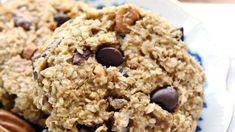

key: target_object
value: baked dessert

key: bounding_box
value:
[0,0,91,126]
[0,56,47,126]
[33,4,205,131]
[0,0,90,64]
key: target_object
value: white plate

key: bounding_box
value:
[84,0,233,131]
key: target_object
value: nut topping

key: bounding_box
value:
[22,44,38,60]
[115,7,140,33]
[0,110,35,132]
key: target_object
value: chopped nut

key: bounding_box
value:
[119,69,128,77]
[33,71,39,80]
[93,65,105,76]
[191,120,197,132]
[0,125,9,132]
[115,7,140,33]
[14,12,32,31]
[114,111,130,129]
[42,95,49,105]
[0,110,35,132]
[38,58,48,71]
[166,58,178,68]
[109,98,128,110]
[72,48,92,64]
[89,92,99,100]
[22,44,38,60]
[48,21,57,30]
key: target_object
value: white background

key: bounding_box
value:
[179,3,235,131]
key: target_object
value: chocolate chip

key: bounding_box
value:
[42,96,49,105]
[53,12,70,27]
[83,49,92,60]
[30,122,45,132]
[41,52,48,58]
[14,13,32,31]
[150,86,178,112]
[32,55,40,62]
[72,49,92,64]
[7,94,17,109]
[72,54,83,64]
[9,94,17,100]
[77,125,94,132]
[118,33,126,38]
[105,117,114,132]
[96,4,105,9]
[0,102,3,108]
[179,27,184,41]
[119,69,128,77]
[33,71,39,80]
[32,52,48,62]
[91,28,99,35]
[96,47,124,67]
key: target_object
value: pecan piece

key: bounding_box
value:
[22,44,38,60]
[0,110,35,132]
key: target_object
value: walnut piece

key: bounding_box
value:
[109,98,128,110]
[22,44,38,60]
[93,65,105,76]
[115,7,140,33]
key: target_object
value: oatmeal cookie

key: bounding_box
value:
[0,0,91,126]
[0,0,90,64]
[33,4,205,131]
[0,56,47,126]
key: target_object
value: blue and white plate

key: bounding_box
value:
[84,0,233,131]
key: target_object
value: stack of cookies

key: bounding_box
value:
[0,0,205,132]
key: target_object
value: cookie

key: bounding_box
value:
[0,0,90,64]
[0,56,47,126]
[33,4,205,131]
[0,0,91,126]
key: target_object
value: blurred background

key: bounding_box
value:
[180,0,235,3]
[178,0,235,131]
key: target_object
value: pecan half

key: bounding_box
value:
[0,110,35,132]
